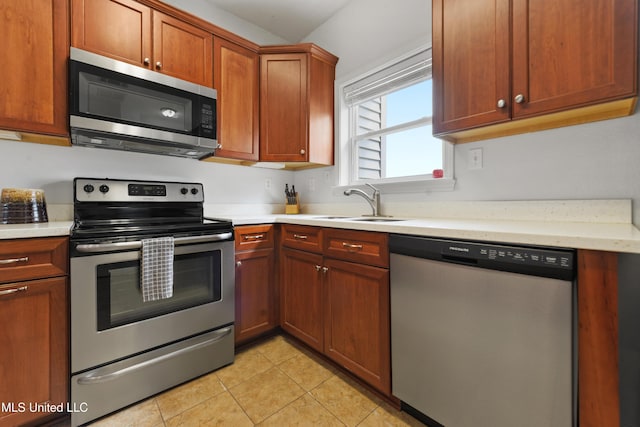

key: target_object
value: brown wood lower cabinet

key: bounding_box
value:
[280,225,391,395]
[324,258,390,394]
[0,236,69,427]
[234,225,277,345]
[0,277,68,427]
[281,247,324,352]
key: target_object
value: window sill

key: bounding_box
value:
[333,177,456,195]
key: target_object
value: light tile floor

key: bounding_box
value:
[84,334,427,426]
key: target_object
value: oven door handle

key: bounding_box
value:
[75,326,233,385]
[74,232,233,253]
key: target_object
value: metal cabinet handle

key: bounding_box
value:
[293,234,308,240]
[514,94,525,104]
[497,99,506,108]
[300,149,306,155]
[143,57,150,65]
[156,61,162,69]
[315,265,322,271]
[243,234,264,241]
[236,261,242,267]
[76,327,233,385]
[0,256,29,265]
[76,232,232,253]
[0,286,28,297]
[342,242,363,251]
[322,267,329,274]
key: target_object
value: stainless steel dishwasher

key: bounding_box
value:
[390,235,576,427]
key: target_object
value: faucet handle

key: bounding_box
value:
[365,183,379,194]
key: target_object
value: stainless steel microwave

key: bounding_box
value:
[69,47,217,159]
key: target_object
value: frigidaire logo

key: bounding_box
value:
[449,246,470,253]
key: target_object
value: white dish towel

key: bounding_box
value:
[140,236,174,302]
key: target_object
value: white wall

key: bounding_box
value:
[299,0,640,226]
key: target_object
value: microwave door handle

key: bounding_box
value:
[74,232,233,253]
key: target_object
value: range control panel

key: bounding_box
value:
[74,178,204,203]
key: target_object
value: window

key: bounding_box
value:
[340,47,453,190]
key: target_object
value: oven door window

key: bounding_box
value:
[96,250,221,331]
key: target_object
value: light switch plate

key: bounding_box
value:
[469,148,483,170]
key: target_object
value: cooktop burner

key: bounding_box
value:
[71,178,233,241]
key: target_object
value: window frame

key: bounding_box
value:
[336,45,455,194]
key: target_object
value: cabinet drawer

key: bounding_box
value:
[281,224,323,253]
[324,229,389,268]
[235,225,275,251]
[0,237,68,284]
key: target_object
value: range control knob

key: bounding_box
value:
[83,184,95,193]
[180,187,189,195]
[99,185,110,194]
[190,188,199,195]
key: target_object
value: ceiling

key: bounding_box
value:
[204,0,353,42]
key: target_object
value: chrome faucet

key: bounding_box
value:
[343,183,381,216]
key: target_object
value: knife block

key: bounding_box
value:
[285,195,300,214]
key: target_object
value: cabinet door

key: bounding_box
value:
[214,38,260,161]
[511,0,637,118]
[153,11,213,87]
[432,0,511,134]
[71,0,152,68]
[280,248,323,351]
[323,259,391,394]
[235,249,276,344]
[260,53,309,162]
[0,277,68,427]
[0,0,68,136]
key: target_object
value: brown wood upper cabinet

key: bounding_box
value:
[71,0,213,87]
[260,45,338,166]
[213,38,260,161]
[432,0,638,143]
[0,0,69,140]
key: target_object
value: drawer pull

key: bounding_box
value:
[293,234,308,240]
[315,265,322,271]
[0,286,28,296]
[243,234,264,241]
[342,242,363,251]
[0,256,29,265]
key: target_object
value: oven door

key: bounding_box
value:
[70,238,234,374]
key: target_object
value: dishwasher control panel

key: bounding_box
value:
[390,234,575,281]
[448,244,573,268]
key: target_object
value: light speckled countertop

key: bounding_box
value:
[2,203,640,254]
[0,221,73,240]
[230,214,640,254]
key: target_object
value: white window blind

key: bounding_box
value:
[344,48,432,106]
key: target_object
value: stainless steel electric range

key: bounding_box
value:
[68,178,235,426]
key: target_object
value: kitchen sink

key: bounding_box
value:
[349,217,405,222]
[312,215,406,222]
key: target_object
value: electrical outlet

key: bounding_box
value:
[469,148,483,170]
[264,178,272,190]
[308,177,316,192]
